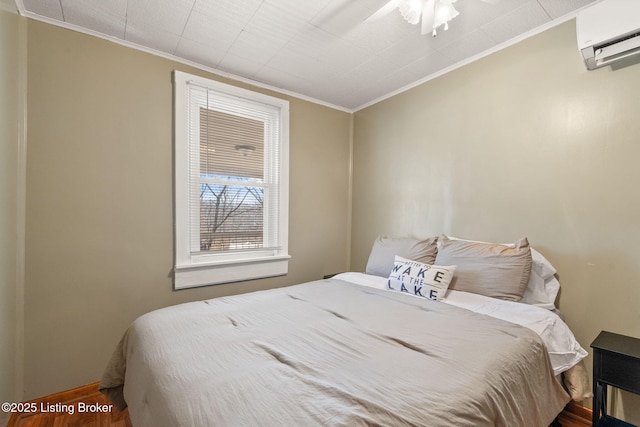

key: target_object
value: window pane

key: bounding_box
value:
[199,182,264,252]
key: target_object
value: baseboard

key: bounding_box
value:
[560,401,592,426]
[567,401,592,419]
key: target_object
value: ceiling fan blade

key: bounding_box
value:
[365,0,401,23]
[421,0,436,35]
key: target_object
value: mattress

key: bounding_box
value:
[100,277,573,426]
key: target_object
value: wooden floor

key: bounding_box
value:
[8,382,591,427]
[7,383,131,427]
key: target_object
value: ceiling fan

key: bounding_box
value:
[366,0,498,37]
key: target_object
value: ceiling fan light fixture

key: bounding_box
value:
[398,0,425,25]
[395,0,460,36]
[433,0,459,31]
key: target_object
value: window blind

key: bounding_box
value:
[187,82,282,255]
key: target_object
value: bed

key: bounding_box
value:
[100,235,590,427]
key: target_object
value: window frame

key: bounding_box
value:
[173,70,290,289]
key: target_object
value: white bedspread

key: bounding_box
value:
[101,278,571,427]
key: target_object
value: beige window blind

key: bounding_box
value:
[187,82,282,255]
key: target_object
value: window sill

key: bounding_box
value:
[174,254,290,290]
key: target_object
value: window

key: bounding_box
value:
[173,71,289,289]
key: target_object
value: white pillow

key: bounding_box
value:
[386,256,456,301]
[520,248,560,309]
[531,248,556,280]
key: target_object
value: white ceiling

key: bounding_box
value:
[15,0,598,111]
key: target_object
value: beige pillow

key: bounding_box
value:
[365,236,438,278]
[562,360,593,401]
[434,235,532,301]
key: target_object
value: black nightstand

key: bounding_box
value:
[591,331,640,427]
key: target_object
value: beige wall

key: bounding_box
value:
[352,20,640,422]
[24,20,352,399]
[0,3,24,425]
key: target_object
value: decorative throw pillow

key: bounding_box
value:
[365,236,438,278]
[387,256,456,301]
[434,235,532,302]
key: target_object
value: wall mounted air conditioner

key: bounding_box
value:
[576,0,640,70]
